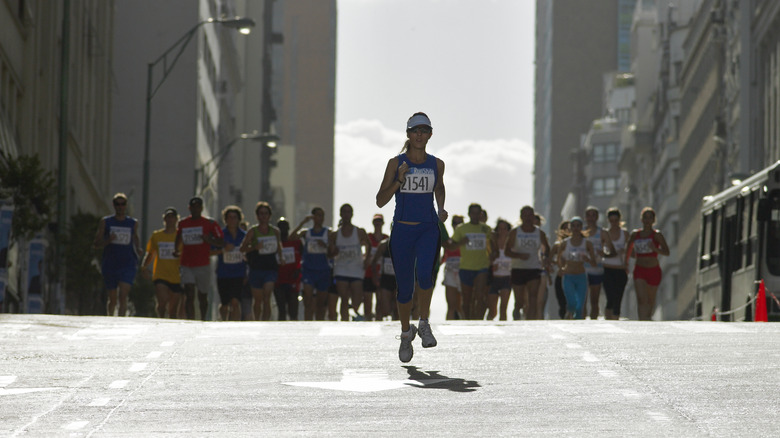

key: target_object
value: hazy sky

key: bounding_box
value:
[334,0,536,231]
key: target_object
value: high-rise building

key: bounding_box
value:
[111,0,250,243]
[534,0,627,228]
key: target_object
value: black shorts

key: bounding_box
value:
[153,279,183,293]
[363,277,378,293]
[379,274,397,291]
[489,276,511,295]
[217,277,244,305]
[511,268,542,286]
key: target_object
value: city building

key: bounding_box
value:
[0,1,115,312]
[111,0,251,243]
[534,0,631,231]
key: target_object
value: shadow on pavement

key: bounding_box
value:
[403,366,481,393]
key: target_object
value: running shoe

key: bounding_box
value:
[398,324,417,363]
[418,319,437,348]
[513,308,521,320]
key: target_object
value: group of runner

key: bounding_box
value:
[94,111,669,361]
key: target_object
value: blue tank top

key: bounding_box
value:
[393,153,438,223]
[302,227,330,271]
[102,215,138,269]
[216,227,247,279]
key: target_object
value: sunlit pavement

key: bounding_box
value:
[2,314,779,437]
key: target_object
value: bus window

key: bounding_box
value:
[710,209,720,266]
[701,214,711,268]
[766,196,780,275]
[746,191,754,267]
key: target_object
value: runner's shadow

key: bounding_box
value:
[402,366,481,393]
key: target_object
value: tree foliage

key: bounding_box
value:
[0,151,56,239]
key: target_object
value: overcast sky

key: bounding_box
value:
[334,0,536,231]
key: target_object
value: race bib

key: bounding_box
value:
[281,246,296,265]
[495,258,512,274]
[634,239,654,254]
[182,227,204,245]
[338,245,361,261]
[383,257,395,276]
[223,248,243,264]
[256,236,277,255]
[517,237,539,250]
[110,226,131,245]
[465,233,487,251]
[306,238,327,254]
[158,241,176,259]
[445,256,460,269]
[400,168,435,194]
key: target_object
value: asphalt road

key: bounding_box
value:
[2,314,779,437]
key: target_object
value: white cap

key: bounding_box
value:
[406,113,432,130]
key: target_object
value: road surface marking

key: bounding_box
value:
[671,322,748,333]
[435,325,504,335]
[318,325,381,337]
[598,370,617,378]
[88,398,110,407]
[146,351,163,359]
[582,352,599,362]
[109,380,129,389]
[565,343,582,349]
[0,376,17,387]
[550,334,566,340]
[128,363,147,372]
[160,341,175,347]
[284,369,451,393]
[553,323,629,334]
[647,411,670,422]
[62,421,89,430]
[622,390,644,398]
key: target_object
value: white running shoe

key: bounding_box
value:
[418,319,437,348]
[398,325,417,363]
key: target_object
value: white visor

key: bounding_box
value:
[406,114,432,130]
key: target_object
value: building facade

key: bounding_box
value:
[1,0,114,312]
[534,0,625,230]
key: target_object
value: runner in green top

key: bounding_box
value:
[447,203,493,319]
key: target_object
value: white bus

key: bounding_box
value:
[697,161,780,321]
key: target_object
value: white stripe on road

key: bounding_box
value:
[0,376,17,387]
[598,369,617,378]
[88,398,110,407]
[128,363,147,372]
[435,325,504,335]
[108,380,129,389]
[647,411,671,422]
[318,325,381,336]
[62,421,89,430]
[582,352,599,362]
[565,343,582,349]
[160,341,175,347]
[146,351,163,359]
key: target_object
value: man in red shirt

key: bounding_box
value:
[174,197,224,320]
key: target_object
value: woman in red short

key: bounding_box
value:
[625,207,670,321]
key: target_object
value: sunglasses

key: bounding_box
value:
[408,126,432,134]
[114,201,127,206]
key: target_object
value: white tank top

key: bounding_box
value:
[585,228,604,274]
[334,228,364,279]
[562,237,587,262]
[511,226,543,270]
[602,228,626,267]
[493,249,512,277]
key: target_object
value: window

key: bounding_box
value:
[592,177,619,197]
[592,143,619,163]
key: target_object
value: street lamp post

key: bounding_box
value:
[193,132,279,197]
[141,17,255,243]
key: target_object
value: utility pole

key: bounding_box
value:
[261,0,283,210]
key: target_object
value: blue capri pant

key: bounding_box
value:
[563,273,588,319]
[389,221,440,304]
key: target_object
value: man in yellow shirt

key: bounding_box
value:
[141,207,183,318]
[448,203,492,319]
